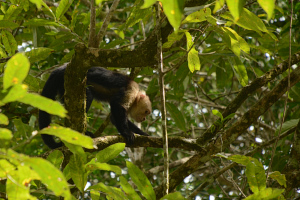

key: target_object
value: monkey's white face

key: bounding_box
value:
[128,94,152,122]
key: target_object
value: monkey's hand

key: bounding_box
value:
[85,131,95,138]
[135,130,149,136]
[128,121,149,136]
[122,131,135,145]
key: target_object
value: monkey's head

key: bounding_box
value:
[128,91,152,123]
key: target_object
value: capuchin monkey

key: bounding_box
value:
[39,64,152,149]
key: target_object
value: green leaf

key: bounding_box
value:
[89,182,126,200]
[47,150,64,169]
[0,20,19,29]
[269,171,287,188]
[25,48,54,63]
[69,154,87,192]
[63,163,72,181]
[213,0,225,13]
[232,57,248,86]
[0,45,7,58]
[212,110,223,121]
[257,0,275,20]
[65,143,87,160]
[6,165,40,200]
[13,118,33,138]
[86,162,122,175]
[3,30,17,55]
[23,157,71,199]
[275,119,299,135]
[29,0,43,9]
[160,0,184,31]
[95,143,125,163]
[56,0,74,20]
[0,84,28,105]
[41,1,56,19]
[127,161,155,200]
[222,28,241,57]
[0,128,12,140]
[4,3,23,20]
[185,31,193,50]
[0,159,15,178]
[245,161,266,193]
[18,93,66,118]
[23,18,60,27]
[3,53,30,89]
[22,0,30,11]
[24,74,42,92]
[90,190,101,200]
[221,8,268,35]
[223,113,236,121]
[0,113,8,125]
[228,154,252,165]
[124,0,151,29]
[1,31,11,55]
[141,0,157,8]
[207,15,218,25]
[161,192,187,200]
[60,50,74,64]
[224,27,250,54]
[96,0,109,4]
[39,126,94,149]
[185,31,200,73]
[188,48,200,73]
[166,102,186,132]
[275,5,284,15]
[244,188,284,200]
[163,31,185,48]
[119,176,142,200]
[225,0,246,21]
[182,8,211,24]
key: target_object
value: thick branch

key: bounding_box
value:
[64,49,90,133]
[91,135,203,152]
[71,21,172,69]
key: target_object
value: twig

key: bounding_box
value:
[88,0,97,48]
[96,0,120,47]
[156,2,169,195]
[12,131,38,150]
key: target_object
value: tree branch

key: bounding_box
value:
[95,0,120,47]
[88,0,97,48]
[92,135,203,152]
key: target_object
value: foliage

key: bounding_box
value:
[0,0,300,199]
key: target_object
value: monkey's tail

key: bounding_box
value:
[39,69,65,149]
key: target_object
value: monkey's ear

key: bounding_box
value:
[137,91,146,101]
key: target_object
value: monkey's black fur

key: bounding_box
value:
[39,64,149,149]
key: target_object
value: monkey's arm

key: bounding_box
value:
[39,67,66,149]
[110,102,135,144]
[128,121,149,136]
